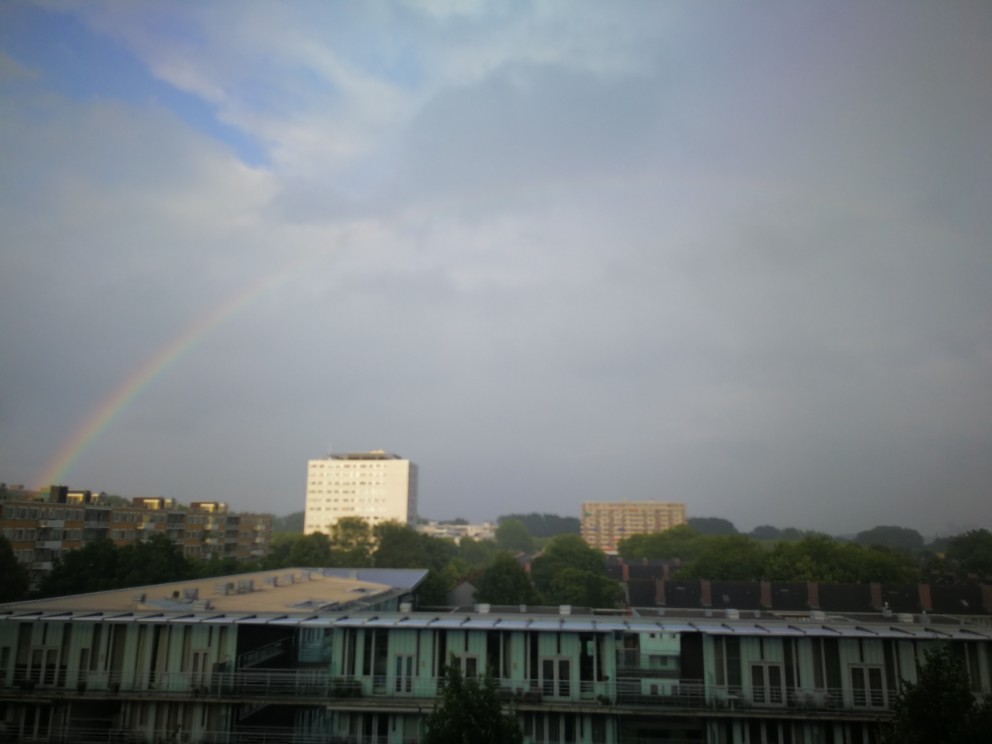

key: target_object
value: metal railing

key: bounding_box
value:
[2,667,894,718]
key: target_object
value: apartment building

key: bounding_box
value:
[1,569,990,743]
[304,450,418,535]
[416,520,497,543]
[582,500,687,553]
[0,488,273,586]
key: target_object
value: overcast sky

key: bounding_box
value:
[2,1,990,536]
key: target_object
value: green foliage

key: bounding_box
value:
[763,535,920,584]
[0,535,29,602]
[330,517,374,567]
[272,511,304,533]
[457,538,498,570]
[40,538,124,596]
[549,568,625,608]
[116,534,194,587]
[474,553,539,605]
[494,519,534,553]
[264,522,373,570]
[618,525,703,561]
[39,535,197,597]
[423,661,522,744]
[883,647,992,744]
[531,535,622,607]
[947,529,992,580]
[687,517,738,535]
[854,525,925,553]
[677,535,767,581]
[652,531,923,583]
[530,535,604,594]
[285,532,335,567]
[373,522,458,606]
[498,513,580,538]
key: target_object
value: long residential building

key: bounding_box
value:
[304,451,418,535]
[582,501,687,553]
[1,568,991,743]
[1,488,272,587]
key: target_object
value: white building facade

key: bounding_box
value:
[304,450,418,535]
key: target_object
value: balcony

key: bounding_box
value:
[0,668,893,722]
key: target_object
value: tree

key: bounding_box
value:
[549,568,625,608]
[0,536,29,602]
[457,537,498,570]
[530,534,605,597]
[474,553,539,605]
[423,660,522,744]
[687,517,737,535]
[947,529,992,580]
[530,534,622,606]
[289,532,335,566]
[494,519,533,553]
[678,535,766,581]
[40,538,122,596]
[854,525,925,553]
[749,525,782,540]
[116,533,193,587]
[272,511,304,533]
[763,535,920,584]
[374,522,428,567]
[498,513,580,538]
[330,516,374,567]
[618,525,703,561]
[883,647,992,744]
[373,522,458,606]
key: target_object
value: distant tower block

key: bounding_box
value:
[581,501,687,553]
[304,450,418,536]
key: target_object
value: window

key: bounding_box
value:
[394,654,414,693]
[540,657,571,698]
[750,662,785,706]
[850,664,886,708]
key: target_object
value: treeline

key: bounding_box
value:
[263,520,622,608]
[497,513,580,538]
[35,534,260,599]
[619,526,992,584]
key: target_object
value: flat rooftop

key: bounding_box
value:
[2,578,990,642]
[0,568,427,615]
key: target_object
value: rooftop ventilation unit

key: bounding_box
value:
[559,605,572,616]
[726,608,740,620]
[896,613,915,624]
[183,588,199,601]
[476,603,491,614]
[810,610,827,621]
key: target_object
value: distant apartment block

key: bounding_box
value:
[416,520,496,543]
[0,486,273,586]
[304,450,418,535]
[582,500,687,553]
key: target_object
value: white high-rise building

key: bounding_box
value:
[304,450,418,535]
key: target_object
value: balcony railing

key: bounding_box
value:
[1,667,893,719]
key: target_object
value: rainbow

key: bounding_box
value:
[35,248,333,490]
